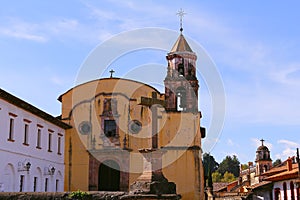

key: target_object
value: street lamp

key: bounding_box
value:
[44,165,56,176]
[50,166,55,175]
[18,160,31,172]
[25,162,31,171]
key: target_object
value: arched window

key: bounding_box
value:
[291,181,295,200]
[265,151,269,159]
[178,63,184,76]
[104,120,117,137]
[176,87,186,111]
[274,188,281,200]
[283,182,287,200]
[187,63,196,80]
[297,183,300,200]
[263,165,268,173]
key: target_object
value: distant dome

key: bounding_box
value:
[257,145,269,151]
[255,139,272,162]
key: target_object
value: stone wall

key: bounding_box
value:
[0,192,181,200]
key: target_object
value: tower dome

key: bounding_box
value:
[255,139,271,162]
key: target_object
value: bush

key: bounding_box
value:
[69,190,91,200]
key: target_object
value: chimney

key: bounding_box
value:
[287,157,293,171]
[248,162,253,174]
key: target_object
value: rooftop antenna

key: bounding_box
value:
[176,8,186,33]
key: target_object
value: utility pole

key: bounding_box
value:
[297,148,300,178]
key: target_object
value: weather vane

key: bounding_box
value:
[176,8,186,33]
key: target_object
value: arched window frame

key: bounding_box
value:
[283,182,287,200]
[274,187,281,200]
[178,63,184,76]
[291,181,295,200]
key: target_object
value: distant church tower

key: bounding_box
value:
[164,26,199,112]
[255,139,272,181]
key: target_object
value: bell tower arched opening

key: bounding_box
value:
[176,87,186,111]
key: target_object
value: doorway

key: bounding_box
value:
[98,160,120,191]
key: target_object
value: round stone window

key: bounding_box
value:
[129,120,142,134]
[78,121,92,135]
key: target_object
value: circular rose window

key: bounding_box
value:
[129,120,142,134]
[78,121,92,135]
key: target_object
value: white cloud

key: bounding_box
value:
[278,139,299,148]
[0,15,112,44]
[275,148,297,160]
[221,151,239,159]
[274,140,299,160]
[0,18,47,42]
[269,64,300,86]
[85,3,118,21]
[227,139,234,146]
[50,76,65,86]
[2,29,47,42]
[46,18,79,34]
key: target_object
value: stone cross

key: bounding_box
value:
[131,92,176,195]
[109,69,115,78]
[139,92,166,149]
[260,139,265,146]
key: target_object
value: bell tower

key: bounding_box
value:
[255,139,272,182]
[164,11,198,112]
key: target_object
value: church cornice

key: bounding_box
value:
[58,77,164,102]
[161,145,202,151]
[64,92,136,120]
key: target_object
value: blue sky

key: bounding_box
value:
[1,0,300,164]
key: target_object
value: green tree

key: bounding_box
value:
[217,155,240,177]
[203,153,219,174]
[273,159,282,167]
[221,171,236,183]
[212,171,222,182]
[241,164,248,170]
[203,153,219,187]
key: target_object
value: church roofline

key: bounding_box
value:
[58,77,164,102]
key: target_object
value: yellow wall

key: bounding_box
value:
[60,78,204,199]
[163,150,202,200]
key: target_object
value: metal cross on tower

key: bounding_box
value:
[177,8,186,33]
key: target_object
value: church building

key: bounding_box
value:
[59,28,206,200]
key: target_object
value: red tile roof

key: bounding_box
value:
[264,168,299,182]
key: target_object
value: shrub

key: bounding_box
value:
[69,190,91,200]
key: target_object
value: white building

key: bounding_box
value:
[264,157,300,200]
[0,88,70,192]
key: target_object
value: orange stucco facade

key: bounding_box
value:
[60,32,205,200]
